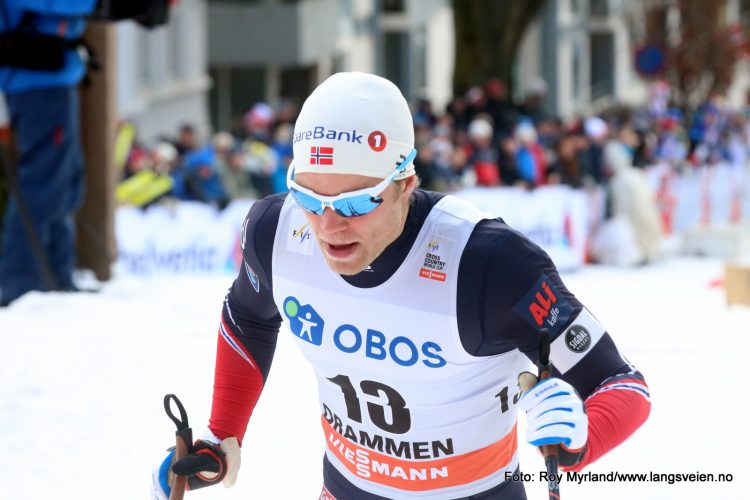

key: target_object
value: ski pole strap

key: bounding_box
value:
[164,394,189,431]
[163,394,192,500]
[538,328,551,370]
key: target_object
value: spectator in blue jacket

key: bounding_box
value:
[0,0,97,306]
[183,147,230,210]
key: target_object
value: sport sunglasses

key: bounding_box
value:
[286,148,417,217]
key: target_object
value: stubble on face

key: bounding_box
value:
[318,195,405,275]
[296,174,413,276]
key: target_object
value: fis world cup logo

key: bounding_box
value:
[293,223,312,243]
[287,210,315,255]
[284,296,324,345]
[419,235,453,282]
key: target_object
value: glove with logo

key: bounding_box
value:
[151,435,241,500]
[518,377,588,452]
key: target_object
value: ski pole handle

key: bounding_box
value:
[164,394,193,500]
[538,369,560,500]
[538,329,560,500]
[519,329,561,500]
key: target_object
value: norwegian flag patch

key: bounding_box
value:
[310,146,334,165]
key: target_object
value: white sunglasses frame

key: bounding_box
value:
[286,148,417,213]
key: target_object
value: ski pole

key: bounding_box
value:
[519,328,561,500]
[0,137,60,292]
[163,394,193,500]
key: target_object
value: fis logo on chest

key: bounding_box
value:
[293,223,312,243]
[293,126,364,145]
[514,275,574,338]
[282,296,447,368]
[287,210,315,256]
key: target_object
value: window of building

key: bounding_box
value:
[741,0,750,26]
[281,65,316,101]
[590,31,614,99]
[382,0,405,13]
[589,0,608,17]
[209,66,266,133]
[573,38,582,101]
[208,0,263,4]
[168,10,184,80]
[383,31,409,96]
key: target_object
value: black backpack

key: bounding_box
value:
[90,0,170,29]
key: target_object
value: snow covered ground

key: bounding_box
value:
[0,256,746,500]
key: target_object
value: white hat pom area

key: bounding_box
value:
[292,72,416,180]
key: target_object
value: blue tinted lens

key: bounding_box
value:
[291,189,325,215]
[332,195,383,217]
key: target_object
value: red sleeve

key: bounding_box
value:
[562,375,651,472]
[207,196,283,445]
[208,317,266,446]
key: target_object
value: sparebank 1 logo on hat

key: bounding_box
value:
[284,296,324,345]
[368,131,387,152]
[290,73,415,180]
[293,125,364,145]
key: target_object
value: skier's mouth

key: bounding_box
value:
[324,242,359,259]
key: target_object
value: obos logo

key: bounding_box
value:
[282,296,446,368]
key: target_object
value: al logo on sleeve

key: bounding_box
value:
[514,275,574,339]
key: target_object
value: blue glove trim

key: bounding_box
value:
[535,421,576,431]
[531,436,572,447]
[159,449,175,497]
[540,391,571,401]
[538,407,573,418]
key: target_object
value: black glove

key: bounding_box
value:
[172,439,228,490]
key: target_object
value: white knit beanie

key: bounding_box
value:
[292,72,415,180]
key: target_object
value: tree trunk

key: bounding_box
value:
[644,0,736,112]
[76,22,118,281]
[452,0,546,95]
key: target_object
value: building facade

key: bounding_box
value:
[517,0,750,119]
[2,0,749,138]
[206,0,454,132]
[116,0,211,143]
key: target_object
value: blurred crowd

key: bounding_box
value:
[119,101,296,209]
[119,77,750,209]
